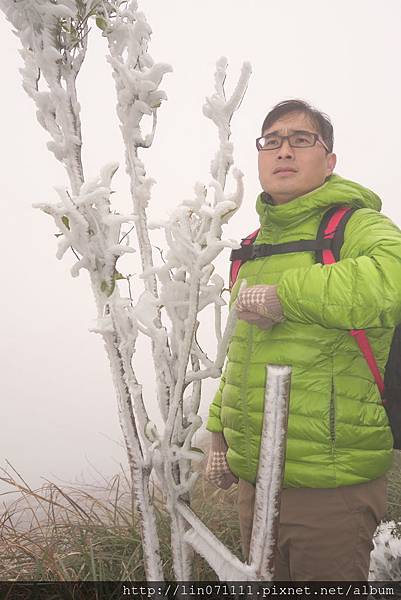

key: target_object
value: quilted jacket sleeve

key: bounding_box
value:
[277,209,401,329]
[206,370,226,432]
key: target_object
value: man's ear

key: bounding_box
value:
[326,153,337,176]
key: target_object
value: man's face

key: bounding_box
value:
[258,111,337,204]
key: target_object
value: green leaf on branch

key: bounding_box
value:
[62,216,70,230]
[100,271,126,297]
[100,279,115,297]
[96,16,107,31]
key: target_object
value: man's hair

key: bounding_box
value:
[261,99,334,152]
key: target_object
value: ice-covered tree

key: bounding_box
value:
[1,0,293,580]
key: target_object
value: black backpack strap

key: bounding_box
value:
[383,324,401,449]
[230,238,332,262]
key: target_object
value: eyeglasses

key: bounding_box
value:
[256,130,329,152]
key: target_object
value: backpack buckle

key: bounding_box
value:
[250,244,272,259]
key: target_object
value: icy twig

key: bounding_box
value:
[0,0,164,580]
[100,0,173,424]
[148,58,250,579]
[0,0,94,193]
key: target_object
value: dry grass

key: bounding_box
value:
[0,464,144,580]
[0,461,240,581]
[0,452,400,581]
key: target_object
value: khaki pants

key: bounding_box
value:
[238,476,387,581]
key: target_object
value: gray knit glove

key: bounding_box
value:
[236,284,284,329]
[205,432,238,490]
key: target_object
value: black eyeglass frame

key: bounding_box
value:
[256,131,330,153]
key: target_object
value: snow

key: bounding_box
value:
[370,521,401,581]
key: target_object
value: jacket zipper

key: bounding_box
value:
[329,380,336,445]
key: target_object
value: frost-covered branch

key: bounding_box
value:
[102,49,250,577]
[99,0,174,424]
[99,0,171,285]
[143,59,250,579]
[2,0,261,582]
[97,6,252,568]
[1,0,165,579]
[0,0,99,193]
[203,56,252,189]
[33,161,164,579]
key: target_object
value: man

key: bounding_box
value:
[205,99,401,581]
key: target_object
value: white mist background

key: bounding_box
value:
[1,0,401,491]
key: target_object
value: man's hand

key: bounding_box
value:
[236,284,284,330]
[205,432,238,490]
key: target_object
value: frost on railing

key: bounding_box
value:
[370,521,401,581]
[1,0,292,581]
[175,365,291,581]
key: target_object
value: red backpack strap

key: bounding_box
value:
[316,205,356,264]
[350,330,385,398]
[229,228,259,290]
[320,207,385,398]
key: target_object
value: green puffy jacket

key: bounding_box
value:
[207,174,401,487]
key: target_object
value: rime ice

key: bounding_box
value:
[0,0,315,583]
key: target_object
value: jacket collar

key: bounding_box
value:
[255,174,382,229]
